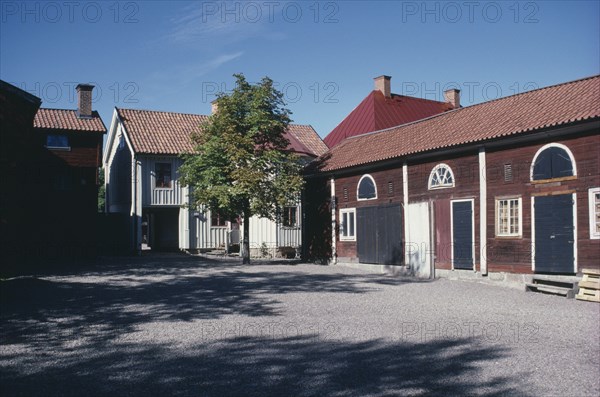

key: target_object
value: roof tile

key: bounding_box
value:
[34,108,106,133]
[117,108,327,157]
[316,75,600,172]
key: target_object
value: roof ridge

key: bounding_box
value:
[117,107,316,128]
[389,92,448,105]
[116,107,209,117]
[343,74,600,143]
[448,74,600,111]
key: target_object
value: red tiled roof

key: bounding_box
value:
[316,75,600,172]
[117,108,207,155]
[323,90,452,148]
[287,124,329,157]
[117,108,326,157]
[34,108,106,133]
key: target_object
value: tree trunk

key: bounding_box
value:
[242,205,250,264]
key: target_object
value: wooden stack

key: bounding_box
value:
[576,269,600,302]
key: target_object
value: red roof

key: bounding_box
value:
[34,108,106,133]
[117,108,327,157]
[323,90,452,148]
[315,75,600,172]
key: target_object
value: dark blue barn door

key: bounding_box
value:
[452,200,473,270]
[357,204,403,265]
[534,194,574,274]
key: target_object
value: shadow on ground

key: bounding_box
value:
[0,333,524,397]
[1,255,526,396]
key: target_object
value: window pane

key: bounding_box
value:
[283,206,297,227]
[358,176,376,199]
[155,163,172,188]
[341,213,348,236]
[349,212,355,237]
[46,134,69,148]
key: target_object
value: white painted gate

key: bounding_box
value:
[406,202,432,278]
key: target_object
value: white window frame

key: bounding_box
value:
[589,187,600,239]
[281,206,299,228]
[339,208,356,241]
[428,163,455,190]
[495,197,522,237]
[357,174,377,201]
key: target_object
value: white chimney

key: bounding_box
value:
[76,83,94,118]
[444,88,460,109]
[210,99,219,114]
[374,75,391,98]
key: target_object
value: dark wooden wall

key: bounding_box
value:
[486,131,600,273]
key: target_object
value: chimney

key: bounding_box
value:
[444,88,460,109]
[210,99,219,114]
[76,83,94,118]
[374,75,391,98]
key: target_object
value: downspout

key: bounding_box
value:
[402,162,410,267]
[479,147,488,275]
[330,177,337,264]
[132,154,137,254]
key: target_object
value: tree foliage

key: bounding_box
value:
[179,74,304,263]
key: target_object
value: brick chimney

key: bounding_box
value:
[374,75,391,98]
[444,88,460,109]
[76,83,94,118]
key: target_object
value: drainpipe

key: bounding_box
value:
[479,147,488,275]
[330,177,337,264]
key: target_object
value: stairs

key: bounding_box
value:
[525,276,579,299]
[576,269,600,302]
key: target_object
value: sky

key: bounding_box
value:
[1,1,599,140]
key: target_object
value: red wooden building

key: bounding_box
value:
[306,75,600,281]
[0,81,106,272]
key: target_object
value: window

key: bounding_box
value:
[46,134,69,149]
[531,143,575,181]
[357,175,377,200]
[339,208,356,241]
[282,206,298,227]
[496,198,522,237]
[211,211,227,227]
[589,188,600,239]
[428,163,455,189]
[155,162,172,188]
[118,135,126,150]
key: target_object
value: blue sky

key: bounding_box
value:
[1,1,599,139]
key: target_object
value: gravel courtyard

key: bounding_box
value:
[1,254,598,397]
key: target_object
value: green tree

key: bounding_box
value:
[179,74,304,264]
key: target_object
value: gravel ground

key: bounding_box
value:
[1,254,598,396]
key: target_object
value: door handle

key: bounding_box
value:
[550,235,555,239]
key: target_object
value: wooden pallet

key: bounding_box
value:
[576,269,600,303]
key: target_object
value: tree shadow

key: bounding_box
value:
[1,256,434,347]
[0,333,526,397]
[1,256,532,396]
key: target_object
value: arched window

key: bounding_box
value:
[428,163,455,189]
[357,174,377,200]
[531,143,576,181]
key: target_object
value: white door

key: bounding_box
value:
[406,202,432,278]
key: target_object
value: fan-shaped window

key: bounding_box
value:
[357,175,377,200]
[531,143,576,181]
[428,164,455,189]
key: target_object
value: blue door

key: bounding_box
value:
[357,204,403,265]
[534,194,574,273]
[452,201,473,270]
